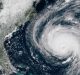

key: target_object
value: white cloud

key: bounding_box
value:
[65,0,71,2]
[0,0,35,74]
[0,0,34,27]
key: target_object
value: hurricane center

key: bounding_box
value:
[46,27,80,59]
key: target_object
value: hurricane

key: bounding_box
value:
[4,0,80,75]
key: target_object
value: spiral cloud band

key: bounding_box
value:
[4,0,80,75]
[41,26,80,59]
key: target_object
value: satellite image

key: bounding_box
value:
[0,0,80,75]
